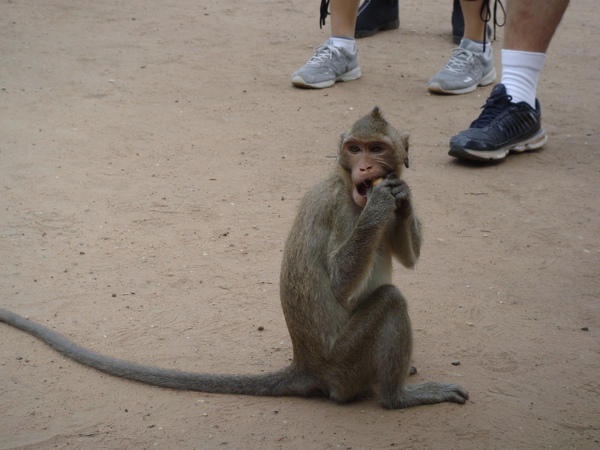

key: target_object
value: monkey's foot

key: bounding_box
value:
[380,382,469,409]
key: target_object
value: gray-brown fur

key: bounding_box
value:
[0,108,468,409]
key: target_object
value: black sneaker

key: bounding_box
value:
[355,0,399,38]
[449,84,547,161]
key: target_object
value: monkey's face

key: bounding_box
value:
[340,137,399,208]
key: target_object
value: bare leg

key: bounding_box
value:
[460,0,487,42]
[501,0,570,106]
[504,0,570,52]
[330,0,361,38]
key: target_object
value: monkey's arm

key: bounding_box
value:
[390,212,422,268]
[327,184,396,304]
[388,179,422,268]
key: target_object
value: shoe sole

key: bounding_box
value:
[428,68,497,95]
[291,67,362,89]
[449,128,547,161]
[355,19,399,39]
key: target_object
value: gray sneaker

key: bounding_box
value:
[428,39,496,95]
[292,39,361,89]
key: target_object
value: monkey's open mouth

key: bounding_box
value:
[357,177,384,197]
[357,179,372,197]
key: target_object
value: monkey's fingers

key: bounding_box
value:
[390,183,410,198]
[378,176,403,191]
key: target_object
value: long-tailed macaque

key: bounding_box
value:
[0,108,468,409]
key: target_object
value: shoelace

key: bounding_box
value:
[480,0,506,51]
[443,48,475,73]
[306,44,342,66]
[471,91,514,128]
[319,0,329,28]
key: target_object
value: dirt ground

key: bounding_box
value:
[1,0,599,448]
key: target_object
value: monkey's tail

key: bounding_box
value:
[0,308,316,397]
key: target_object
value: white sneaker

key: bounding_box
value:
[428,39,496,95]
[291,39,361,89]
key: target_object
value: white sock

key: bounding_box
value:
[330,36,356,54]
[460,38,492,59]
[501,49,547,108]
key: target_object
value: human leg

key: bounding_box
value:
[292,0,362,89]
[503,0,570,53]
[460,0,488,42]
[500,0,570,106]
[428,0,495,95]
[330,0,361,38]
[448,0,570,161]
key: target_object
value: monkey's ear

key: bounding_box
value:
[401,132,410,169]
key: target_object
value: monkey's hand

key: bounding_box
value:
[376,175,422,268]
[371,173,412,212]
[389,178,413,218]
[367,175,401,214]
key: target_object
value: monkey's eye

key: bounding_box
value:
[348,145,361,154]
[370,145,384,153]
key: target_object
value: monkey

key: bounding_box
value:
[0,107,468,409]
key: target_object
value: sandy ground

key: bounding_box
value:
[1,0,599,448]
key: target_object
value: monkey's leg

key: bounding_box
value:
[369,287,469,409]
[325,285,468,408]
[321,285,412,403]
